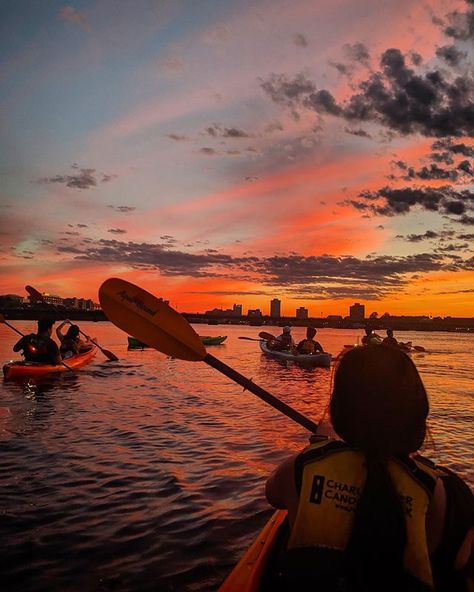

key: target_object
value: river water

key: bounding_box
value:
[0,322,472,591]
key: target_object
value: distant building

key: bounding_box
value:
[349,302,365,322]
[327,315,343,320]
[233,304,242,316]
[63,297,100,310]
[34,293,63,306]
[270,298,281,318]
[296,306,308,319]
[248,308,263,317]
[0,294,24,308]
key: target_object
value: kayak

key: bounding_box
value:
[3,345,97,380]
[219,510,287,591]
[127,336,149,348]
[199,335,227,345]
[127,335,227,348]
[259,341,331,367]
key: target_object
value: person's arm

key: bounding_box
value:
[266,453,300,526]
[55,320,68,342]
[13,336,26,352]
[314,340,324,353]
[49,340,62,365]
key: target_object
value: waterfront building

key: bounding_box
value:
[248,308,263,317]
[349,302,365,322]
[270,298,281,318]
[233,304,242,316]
[296,306,308,319]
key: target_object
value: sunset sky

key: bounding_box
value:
[1,0,472,317]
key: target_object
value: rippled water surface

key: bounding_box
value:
[1,322,473,591]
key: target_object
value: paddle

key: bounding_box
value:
[413,345,426,352]
[238,336,265,341]
[99,278,318,433]
[0,313,73,371]
[258,331,276,341]
[25,285,119,362]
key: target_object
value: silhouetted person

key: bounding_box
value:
[296,327,324,354]
[383,328,399,348]
[13,317,61,364]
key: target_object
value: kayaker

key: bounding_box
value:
[270,326,295,352]
[296,327,324,354]
[361,326,382,345]
[265,346,473,591]
[382,328,399,348]
[56,321,91,358]
[13,317,61,365]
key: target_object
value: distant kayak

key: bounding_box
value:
[219,510,287,591]
[128,335,227,348]
[199,335,227,345]
[259,341,331,367]
[3,345,97,379]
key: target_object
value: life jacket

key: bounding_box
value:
[23,333,50,361]
[287,439,438,588]
[299,339,315,354]
[60,337,79,356]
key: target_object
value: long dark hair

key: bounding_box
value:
[330,346,429,590]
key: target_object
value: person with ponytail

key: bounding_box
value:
[265,346,473,591]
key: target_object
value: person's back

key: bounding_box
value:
[273,326,295,351]
[383,328,399,348]
[265,346,473,591]
[13,318,60,365]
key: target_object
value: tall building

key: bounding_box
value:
[233,304,242,316]
[270,298,281,318]
[296,306,308,319]
[349,302,365,322]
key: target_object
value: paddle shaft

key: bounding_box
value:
[238,337,264,341]
[204,353,318,433]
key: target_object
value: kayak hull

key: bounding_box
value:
[199,335,227,345]
[259,341,331,367]
[3,345,97,379]
[219,510,287,591]
[128,335,228,348]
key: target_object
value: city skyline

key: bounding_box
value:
[0,1,473,317]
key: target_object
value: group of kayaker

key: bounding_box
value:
[268,326,326,355]
[12,317,91,364]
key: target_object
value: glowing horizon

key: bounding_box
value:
[1,0,472,318]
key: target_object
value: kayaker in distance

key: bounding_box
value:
[296,327,324,354]
[265,346,473,591]
[13,317,61,365]
[382,328,399,348]
[269,326,295,352]
[361,326,382,345]
[56,321,91,359]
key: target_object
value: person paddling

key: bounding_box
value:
[13,317,61,365]
[265,346,473,591]
[56,321,91,359]
[382,327,399,348]
[361,326,382,345]
[296,327,324,354]
[269,326,295,352]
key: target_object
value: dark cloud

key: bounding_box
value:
[347,186,474,220]
[205,124,252,138]
[408,51,423,66]
[431,138,474,157]
[108,205,136,213]
[167,133,190,141]
[345,127,371,138]
[293,33,308,47]
[436,44,467,66]
[400,230,441,242]
[199,147,218,155]
[39,166,116,190]
[108,228,127,235]
[343,42,370,66]
[443,5,474,40]
[261,43,474,137]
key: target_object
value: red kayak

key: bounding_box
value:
[3,345,97,380]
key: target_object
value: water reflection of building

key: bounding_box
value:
[349,302,365,322]
[270,298,281,319]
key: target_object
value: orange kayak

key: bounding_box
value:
[3,345,97,379]
[218,510,287,591]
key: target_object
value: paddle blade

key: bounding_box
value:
[258,331,276,341]
[99,278,206,361]
[25,285,44,302]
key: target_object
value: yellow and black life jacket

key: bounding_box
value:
[288,439,438,588]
